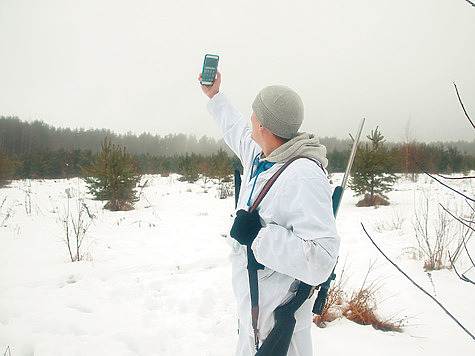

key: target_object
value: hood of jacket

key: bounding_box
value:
[261,132,328,168]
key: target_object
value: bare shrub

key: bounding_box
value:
[23,180,32,216]
[413,188,455,271]
[217,179,234,199]
[373,209,405,233]
[57,193,93,262]
[388,209,405,230]
[0,196,13,227]
[201,176,211,193]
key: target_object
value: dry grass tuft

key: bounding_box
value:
[313,284,346,327]
[343,287,402,332]
[314,260,407,332]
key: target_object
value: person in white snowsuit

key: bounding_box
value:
[200,71,340,356]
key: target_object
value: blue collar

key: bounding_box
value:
[247,154,275,207]
[250,154,275,179]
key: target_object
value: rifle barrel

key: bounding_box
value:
[334,118,365,217]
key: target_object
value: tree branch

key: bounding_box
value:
[453,82,475,130]
[463,236,475,268]
[449,251,475,285]
[439,203,475,233]
[412,158,475,203]
[436,174,475,180]
[361,223,475,340]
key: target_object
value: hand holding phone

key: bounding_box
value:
[199,71,221,99]
[199,54,221,99]
[200,54,219,86]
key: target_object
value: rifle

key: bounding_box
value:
[313,117,365,315]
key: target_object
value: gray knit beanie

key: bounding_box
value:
[252,85,304,139]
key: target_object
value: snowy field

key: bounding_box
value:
[0,173,474,355]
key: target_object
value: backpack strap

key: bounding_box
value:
[249,155,323,213]
[246,155,323,351]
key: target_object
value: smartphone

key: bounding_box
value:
[200,54,219,86]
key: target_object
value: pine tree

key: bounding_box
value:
[0,148,15,187]
[82,138,140,211]
[208,148,234,199]
[208,148,233,181]
[178,153,200,182]
[349,127,398,206]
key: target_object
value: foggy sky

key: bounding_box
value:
[1,0,474,143]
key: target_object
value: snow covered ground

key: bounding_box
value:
[0,173,474,355]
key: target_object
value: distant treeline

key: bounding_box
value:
[0,116,474,182]
[0,116,230,157]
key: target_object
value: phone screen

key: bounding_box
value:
[205,56,218,68]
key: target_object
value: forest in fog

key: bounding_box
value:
[1,116,474,182]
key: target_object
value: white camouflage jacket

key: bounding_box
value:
[207,92,340,355]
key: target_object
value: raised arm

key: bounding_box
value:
[199,71,260,166]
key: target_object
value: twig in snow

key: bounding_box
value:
[0,196,6,209]
[138,178,149,197]
[82,202,95,220]
[361,223,475,341]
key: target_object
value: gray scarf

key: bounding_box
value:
[261,132,328,168]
